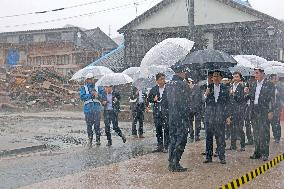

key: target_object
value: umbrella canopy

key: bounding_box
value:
[176,49,237,70]
[261,61,284,68]
[234,55,268,68]
[122,67,141,80]
[71,66,114,81]
[140,38,194,69]
[265,66,284,76]
[230,56,255,76]
[95,73,133,87]
[140,65,175,80]
[133,77,157,90]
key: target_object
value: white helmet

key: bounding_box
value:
[85,73,94,79]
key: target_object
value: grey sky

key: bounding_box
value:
[0,0,283,37]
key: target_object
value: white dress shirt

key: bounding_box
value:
[254,79,264,105]
[138,90,144,104]
[232,82,239,93]
[159,86,165,98]
[214,84,221,103]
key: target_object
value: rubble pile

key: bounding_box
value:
[3,67,81,110]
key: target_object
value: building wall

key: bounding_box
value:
[194,0,260,25]
[133,0,189,30]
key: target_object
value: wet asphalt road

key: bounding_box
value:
[0,137,157,189]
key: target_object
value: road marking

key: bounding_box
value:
[218,153,284,189]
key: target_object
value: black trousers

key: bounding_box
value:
[205,122,226,160]
[154,111,169,150]
[132,104,145,136]
[168,114,188,165]
[231,105,245,148]
[188,111,202,139]
[251,106,270,157]
[104,110,123,141]
[244,104,254,143]
[271,107,282,141]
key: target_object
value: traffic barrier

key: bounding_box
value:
[219,153,284,189]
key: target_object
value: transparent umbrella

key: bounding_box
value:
[140,65,175,79]
[261,61,284,68]
[70,66,114,81]
[122,67,141,80]
[265,66,284,76]
[140,38,194,69]
[230,56,255,76]
[234,55,268,68]
[95,73,133,87]
[133,77,157,90]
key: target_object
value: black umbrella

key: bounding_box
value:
[177,49,237,69]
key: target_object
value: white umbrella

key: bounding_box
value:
[233,55,268,68]
[261,61,284,68]
[95,73,133,87]
[140,65,175,80]
[231,56,255,76]
[265,66,284,76]
[71,66,114,81]
[133,77,157,90]
[140,38,194,69]
[122,67,141,80]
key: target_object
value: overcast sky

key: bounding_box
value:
[0,0,283,37]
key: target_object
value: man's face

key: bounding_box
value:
[233,74,241,83]
[254,70,265,81]
[207,75,213,84]
[156,76,166,87]
[213,72,222,84]
[105,86,112,93]
[270,76,279,85]
[86,78,93,84]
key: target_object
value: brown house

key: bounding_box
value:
[118,0,284,68]
[0,26,118,75]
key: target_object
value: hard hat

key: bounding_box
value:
[85,73,94,79]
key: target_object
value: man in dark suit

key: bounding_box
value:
[187,78,203,141]
[130,87,148,138]
[204,70,230,164]
[166,64,191,172]
[245,68,275,161]
[269,74,282,143]
[102,86,126,146]
[148,73,169,153]
[229,72,246,151]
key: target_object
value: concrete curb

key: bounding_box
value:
[0,144,48,157]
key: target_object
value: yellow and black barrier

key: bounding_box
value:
[218,153,284,189]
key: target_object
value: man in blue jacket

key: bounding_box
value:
[80,73,103,148]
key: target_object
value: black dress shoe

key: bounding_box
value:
[152,148,163,153]
[213,153,218,157]
[173,164,188,172]
[262,156,268,161]
[122,135,127,143]
[201,152,206,156]
[220,159,226,164]
[106,140,112,146]
[203,159,213,163]
[250,154,261,159]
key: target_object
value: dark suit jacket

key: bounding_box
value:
[103,91,121,112]
[191,84,203,113]
[229,83,246,116]
[129,87,148,112]
[246,79,275,112]
[148,85,168,116]
[205,83,230,125]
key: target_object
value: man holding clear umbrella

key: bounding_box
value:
[80,73,103,148]
[167,65,191,172]
[148,73,169,153]
[102,86,127,146]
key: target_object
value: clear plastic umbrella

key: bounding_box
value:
[140,65,175,80]
[261,61,284,68]
[95,73,133,87]
[140,38,194,69]
[133,77,157,90]
[70,66,114,81]
[234,55,268,68]
[122,67,141,80]
[265,66,284,76]
[230,56,255,76]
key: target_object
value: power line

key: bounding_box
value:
[1,0,149,28]
[0,0,109,19]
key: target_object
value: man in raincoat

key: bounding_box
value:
[80,73,103,148]
[167,64,191,172]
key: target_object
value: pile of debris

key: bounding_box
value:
[2,67,81,111]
